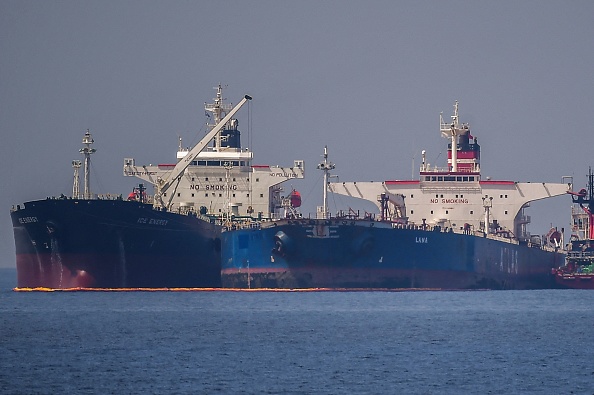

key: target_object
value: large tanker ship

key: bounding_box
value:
[221,102,569,289]
[10,86,304,288]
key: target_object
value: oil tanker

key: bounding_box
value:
[10,86,304,288]
[221,102,569,289]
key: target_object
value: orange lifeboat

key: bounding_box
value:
[290,190,302,208]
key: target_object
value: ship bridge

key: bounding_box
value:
[123,85,304,219]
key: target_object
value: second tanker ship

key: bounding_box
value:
[221,102,569,289]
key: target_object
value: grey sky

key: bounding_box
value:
[1,1,593,268]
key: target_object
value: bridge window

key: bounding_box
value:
[207,160,219,166]
[197,160,206,166]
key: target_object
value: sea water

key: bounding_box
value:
[0,267,592,394]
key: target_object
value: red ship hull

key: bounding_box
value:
[552,270,594,289]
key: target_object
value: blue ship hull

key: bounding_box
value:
[221,218,564,289]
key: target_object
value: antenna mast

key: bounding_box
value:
[79,130,96,200]
[72,160,82,198]
[317,146,335,219]
[440,101,470,173]
[204,84,233,151]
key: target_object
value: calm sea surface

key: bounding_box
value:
[0,267,592,394]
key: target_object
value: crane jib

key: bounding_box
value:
[155,94,252,209]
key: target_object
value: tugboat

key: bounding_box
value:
[220,102,569,290]
[552,169,594,289]
[10,86,304,289]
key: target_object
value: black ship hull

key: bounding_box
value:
[11,198,222,288]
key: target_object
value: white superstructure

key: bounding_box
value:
[330,102,571,241]
[123,85,304,219]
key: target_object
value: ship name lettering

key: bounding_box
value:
[270,172,295,178]
[138,217,168,225]
[415,237,428,244]
[125,171,157,176]
[19,216,39,224]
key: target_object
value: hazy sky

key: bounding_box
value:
[1,1,593,267]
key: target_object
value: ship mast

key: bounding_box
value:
[584,168,594,240]
[568,167,594,240]
[440,101,470,173]
[581,168,594,240]
[72,160,82,199]
[317,146,335,219]
[204,84,233,152]
[224,161,233,223]
[79,130,96,200]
